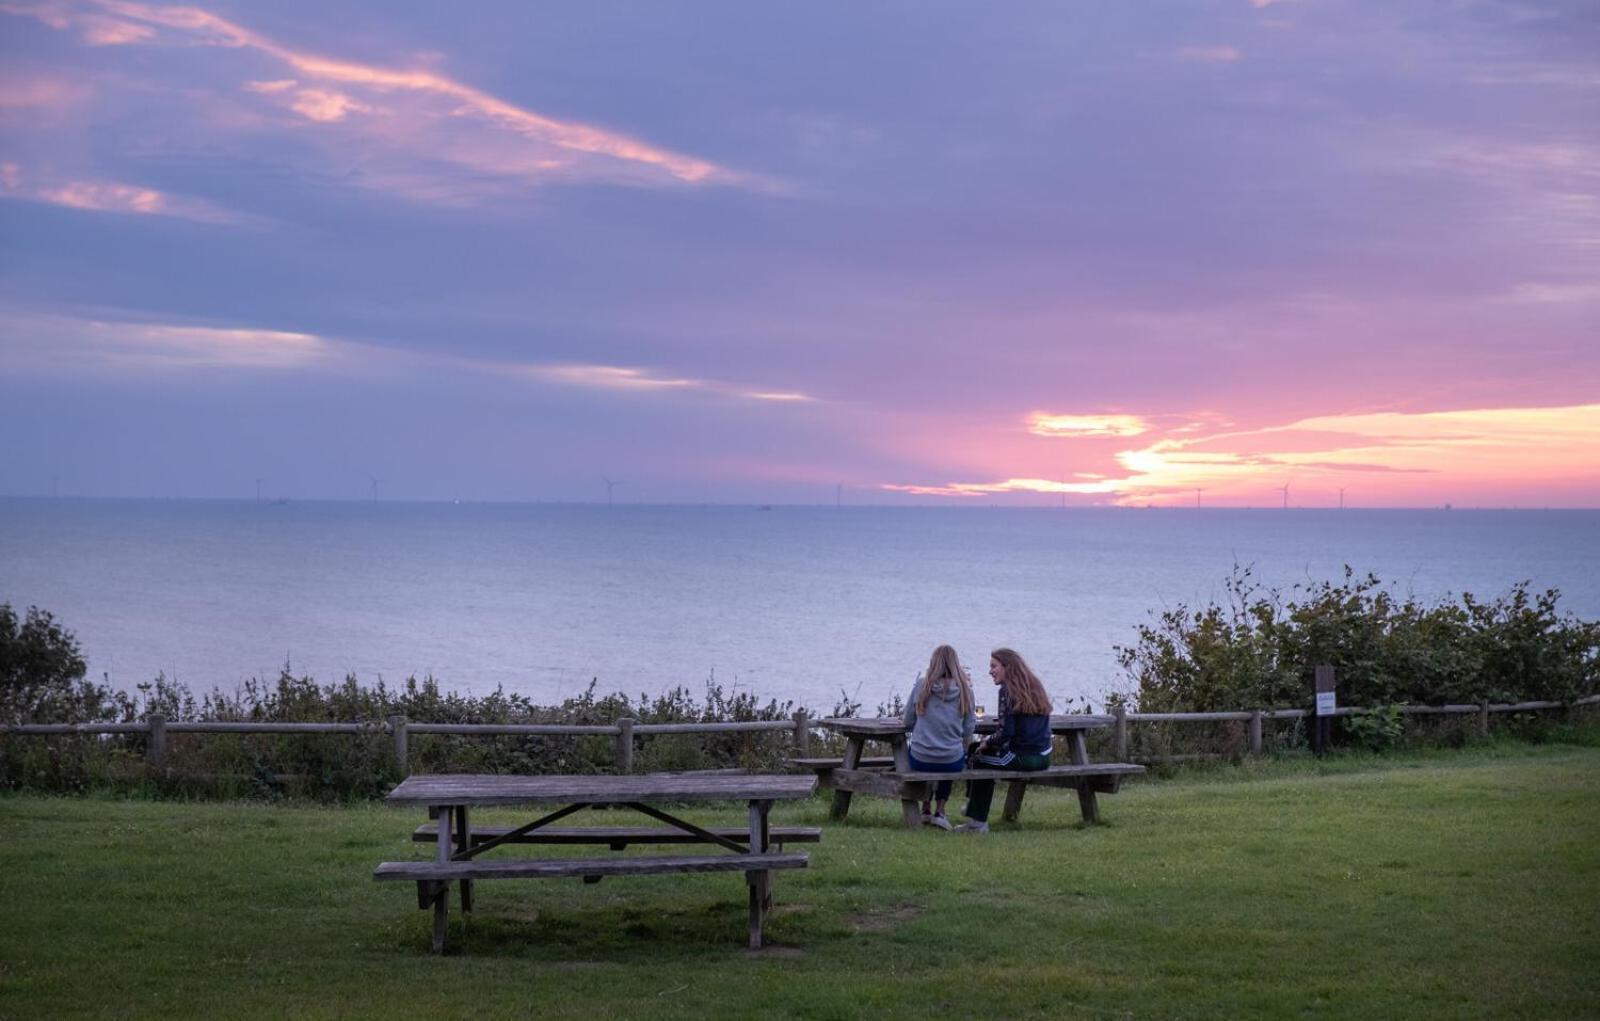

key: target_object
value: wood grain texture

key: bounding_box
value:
[790,756,895,769]
[412,824,822,847]
[820,715,1113,737]
[374,852,808,882]
[385,773,817,807]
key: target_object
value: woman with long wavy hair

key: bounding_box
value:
[959,647,1054,833]
[902,644,976,829]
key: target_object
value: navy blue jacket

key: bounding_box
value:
[995,688,1052,756]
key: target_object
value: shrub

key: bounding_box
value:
[1117,566,1599,713]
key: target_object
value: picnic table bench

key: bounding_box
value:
[375,772,818,952]
[810,716,1144,827]
[412,821,822,851]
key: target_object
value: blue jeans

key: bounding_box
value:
[908,751,965,802]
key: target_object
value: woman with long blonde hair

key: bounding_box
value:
[959,647,1054,833]
[902,644,977,830]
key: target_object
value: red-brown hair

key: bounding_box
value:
[990,647,1052,715]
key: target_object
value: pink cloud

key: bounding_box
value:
[507,362,817,404]
[1176,45,1241,63]
[288,88,368,124]
[881,404,1600,507]
[0,70,91,110]
[0,164,236,222]
[6,0,750,199]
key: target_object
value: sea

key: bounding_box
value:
[1,499,1596,712]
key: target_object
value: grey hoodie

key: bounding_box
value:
[903,675,977,764]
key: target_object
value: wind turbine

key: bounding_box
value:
[368,475,381,503]
[836,482,843,508]
[1278,482,1290,510]
[1195,488,1202,509]
[1338,487,1346,510]
[602,476,623,507]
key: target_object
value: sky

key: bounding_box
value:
[1,0,1596,507]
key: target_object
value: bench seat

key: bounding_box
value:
[411,823,821,849]
[896,763,1146,782]
[829,761,1146,826]
[377,851,809,953]
[374,851,809,883]
[791,756,895,769]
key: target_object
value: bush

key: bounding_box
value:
[1117,566,1600,713]
[0,600,831,798]
[0,603,127,724]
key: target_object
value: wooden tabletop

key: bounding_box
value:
[820,714,1114,736]
[386,772,818,807]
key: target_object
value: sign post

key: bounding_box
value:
[1311,665,1336,755]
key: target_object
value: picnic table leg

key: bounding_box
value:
[891,737,922,829]
[749,798,775,910]
[830,736,864,821]
[432,805,453,953]
[1002,781,1027,822]
[747,870,769,949]
[455,805,473,913]
[1070,732,1101,824]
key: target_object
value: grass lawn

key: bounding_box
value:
[2,743,1597,1020]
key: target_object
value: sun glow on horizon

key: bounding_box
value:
[885,403,1600,507]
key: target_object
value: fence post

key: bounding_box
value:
[1479,700,1490,738]
[615,717,635,773]
[792,711,810,758]
[1112,705,1128,761]
[388,715,409,775]
[1248,710,1263,756]
[146,714,167,767]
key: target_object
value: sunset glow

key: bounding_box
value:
[1,1,1595,504]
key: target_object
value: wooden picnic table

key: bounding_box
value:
[375,772,817,952]
[814,715,1139,827]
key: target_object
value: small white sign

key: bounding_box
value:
[1315,691,1337,717]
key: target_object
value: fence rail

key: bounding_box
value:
[3,695,1596,772]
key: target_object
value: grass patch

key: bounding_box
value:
[3,746,1597,1019]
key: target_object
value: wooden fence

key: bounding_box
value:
[1108,695,1600,760]
[4,695,1595,772]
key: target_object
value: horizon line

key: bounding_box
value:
[2,494,1597,512]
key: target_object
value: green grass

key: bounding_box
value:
[3,744,1597,1020]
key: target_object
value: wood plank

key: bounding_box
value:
[830,736,864,821]
[789,757,895,769]
[386,773,817,807]
[455,805,473,912]
[748,800,771,854]
[624,802,750,854]
[747,869,771,948]
[454,802,587,859]
[412,824,822,847]
[1069,731,1099,824]
[830,764,1143,801]
[1001,781,1027,822]
[894,763,1144,781]
[821,715,1113,737]
[374,852,808,882]
[831,769,922,799]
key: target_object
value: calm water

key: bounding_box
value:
[1,499,1596,710]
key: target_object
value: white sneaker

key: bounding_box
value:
[930,813,954,831]
[957,820,989,834]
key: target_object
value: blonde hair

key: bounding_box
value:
[918,644,974,715]
[990,648,1053,715]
